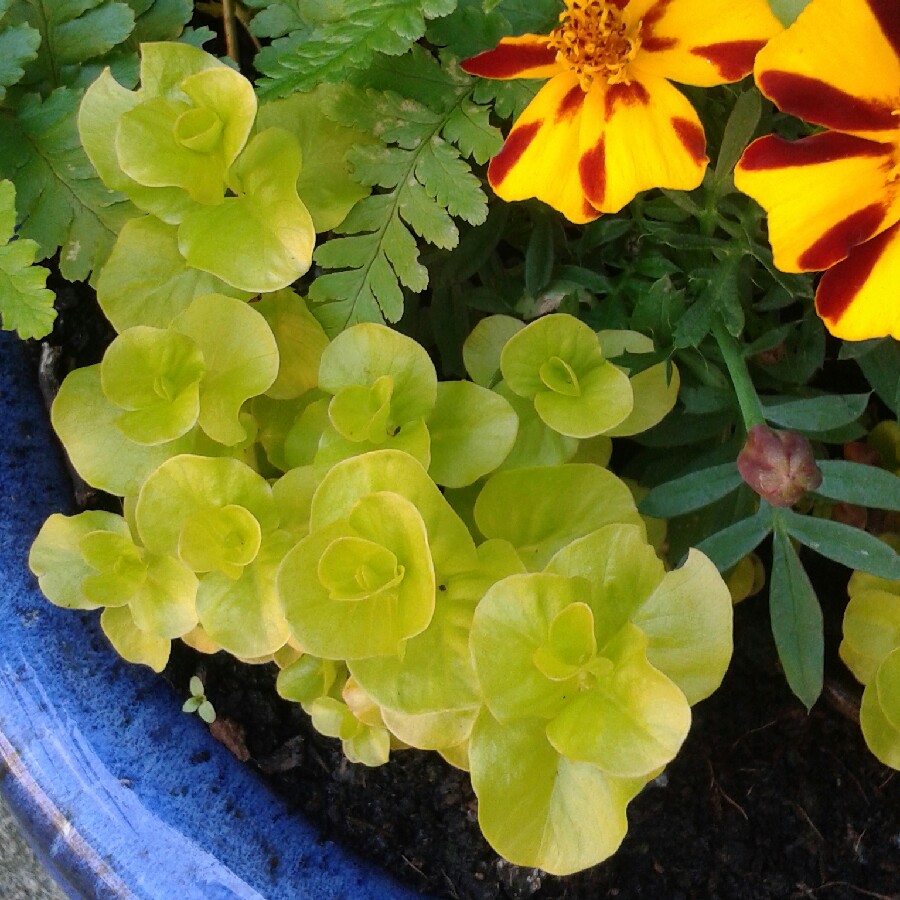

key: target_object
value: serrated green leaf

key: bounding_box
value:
[770,524,823,710]
[7,0,135,93]
[441,97,502,164]
[398,179,457,248]
[0,4,40,101]
[254,0,457,99]
[414,138,487,224]
[0,179,56,339]
[780,508,900,580]
[0,87,136,280]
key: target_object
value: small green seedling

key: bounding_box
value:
[182,676,216,724]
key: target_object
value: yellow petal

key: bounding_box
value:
[753,0,900,142]
[488,73,605,224]
[598,71,707,213]
[816,221,900,341]
[634,0,782,87]
[461,34,561,80]
[734,132,898,272]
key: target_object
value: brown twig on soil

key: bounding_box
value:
[822,677,861,725]
[729,716,778,751]
[805,881,897,899]
[707,760,748,820]
[790,801,824,844]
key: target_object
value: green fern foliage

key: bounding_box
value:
[251,0,458,99]
[308,49,502,335]
[0,0,39,101]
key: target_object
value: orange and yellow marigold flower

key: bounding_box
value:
[734,0,900,341]
[461,0,782,224]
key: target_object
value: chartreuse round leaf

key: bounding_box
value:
[101,605,170,672]
[96,217,252,332]
[631,550,733,705]
[135,454,277,566]
[29,511,130,610]
[841,587,900,685]
[493,381,578,470]
[500,314,633,438]
[329,375,393,443]
[52,366,197,496]
[860,648,900,769]
[116,63,256,205]
[172,293,279,446]
[100,326,204,445]
[544,524,666,643]
[79,531,147,607]
[314,418,431,475]
[544,623,690,778]
[427,381,518,488]
[178,128,315,293]
[319,324,438,429]
[598,330,680,438]
[469,711,647,875]
[310,449,478,579]
[256,87,376,233]
[463,315,524,388]
[350,539,525,752]
[471,573,593,722]
[196,530,293,659]
[254,290,330,400]
[474,464,643,570]
[271,465,319,538]
[138,42,225,98]
[278,491,435,660]
[179,504,262,578]
[277,655,340,704]
[126,552,199,640]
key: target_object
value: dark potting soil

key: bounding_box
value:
[32,277,900,900]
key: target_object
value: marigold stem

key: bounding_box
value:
[711,316,765,431]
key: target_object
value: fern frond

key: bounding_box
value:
[0,0,39,101]
[307,49,503,335]
[252,0,457,99]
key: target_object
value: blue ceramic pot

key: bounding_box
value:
[0,331,422,899]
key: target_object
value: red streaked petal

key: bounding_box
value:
[672,117,706,166]
[798,203,887,271]
[758,71,897,134]
[738,131,891,170]
[690,40,768,81]
[489,121,543,188]
[734,133,898,272]
[816,221,900,341]
[605,81,651,120]
[752,0,900,140]
[633,0,781,87]
[579,135,607,207]
[461,35,559,80]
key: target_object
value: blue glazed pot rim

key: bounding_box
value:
[0,332,424,900]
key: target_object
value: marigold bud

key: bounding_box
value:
[737,424,822,508]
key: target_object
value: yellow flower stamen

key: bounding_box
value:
[548,0,641,91]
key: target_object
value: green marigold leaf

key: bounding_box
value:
[253,0,457,99]
[0,88,136,280]
[0,179,55,339]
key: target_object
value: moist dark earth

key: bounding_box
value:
[34,277,900,900]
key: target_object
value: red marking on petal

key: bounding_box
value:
[672,117,707,165]
[579,135,607,206]
[605,81,650,118]
[461,42,557,78]
[759,71,897,132]
[738,132,891,171]
[691,40,766,81]
[488,120,543,187]
[556,85,586,123]
[816,221,899,324]
[641,0,676,32]
[642,36,678,52]
[581,199,601,220]
[866,0,900,60]
[798,203,887,271]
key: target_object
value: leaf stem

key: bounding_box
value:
[711,316,765,431]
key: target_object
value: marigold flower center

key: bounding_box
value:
[548,0,641,91]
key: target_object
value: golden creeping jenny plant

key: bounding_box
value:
[16,0,900,883]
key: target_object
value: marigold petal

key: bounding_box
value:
[461,34,560,80]
[488,73,605,224]
[597,72,707,213]
[816,221,900,341]
[633,0,781,86]
[734,132,898,272]
[753,0,900,140]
